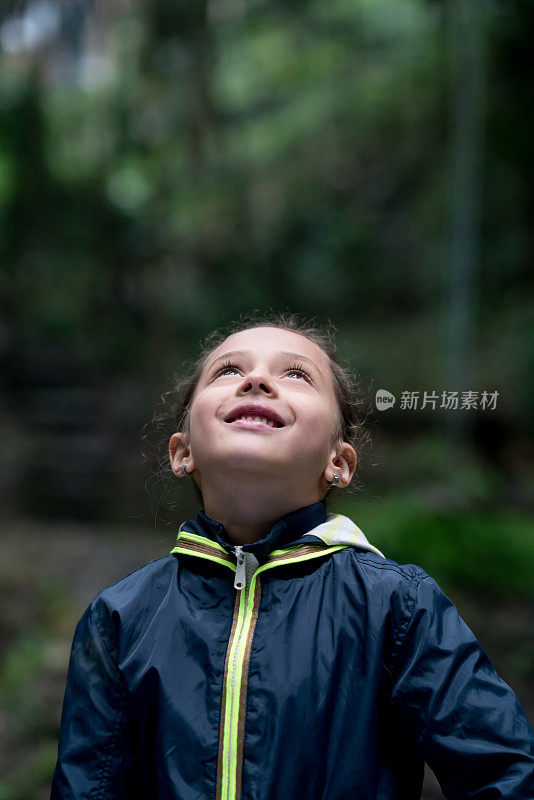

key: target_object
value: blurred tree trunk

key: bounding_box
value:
[139,0,219,370]
[143,0,214,172]
[443,0,486,443]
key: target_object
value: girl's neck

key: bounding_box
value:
[201,479,321,546]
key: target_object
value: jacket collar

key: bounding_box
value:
[181,501,328,562]
[179,501,385,562]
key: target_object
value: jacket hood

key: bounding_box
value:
[302,513,385,558]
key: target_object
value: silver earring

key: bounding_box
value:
[329,473,340,487]
[181,464,191,477]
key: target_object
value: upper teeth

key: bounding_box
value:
[234,414,278,427]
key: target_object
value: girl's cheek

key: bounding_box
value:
[189,397,212,433]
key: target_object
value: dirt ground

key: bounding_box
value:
[1,519,532,799]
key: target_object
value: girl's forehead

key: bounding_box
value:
[205,327,330,371]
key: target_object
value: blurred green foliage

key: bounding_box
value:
[0,0,531,377]
[342,494,534,600]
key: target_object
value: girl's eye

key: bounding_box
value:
[214,362,241,377]
[285,364,311,381]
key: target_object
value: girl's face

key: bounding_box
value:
[177,326,354,501]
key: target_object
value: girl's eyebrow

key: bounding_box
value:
[207,349,322,375]
[206,350,247,372]
[274,351,321,374]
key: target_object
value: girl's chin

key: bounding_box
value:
[201,450,323,481]
[199,449,288,473]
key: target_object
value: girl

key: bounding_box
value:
[51,312,534,800]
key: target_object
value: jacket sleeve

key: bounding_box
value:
[388,573,534,799]
[50,598,140,799]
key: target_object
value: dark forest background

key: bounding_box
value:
[0,1,533,797]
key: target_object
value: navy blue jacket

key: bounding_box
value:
[51,502,534,799]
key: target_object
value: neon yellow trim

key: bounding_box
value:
[227,571,262,799]
[170,545,236,572]
[262,545,348,571]
[176,529,229,556]
[221,585,248,800]
[231,591,247,800]
[172,537,349,577]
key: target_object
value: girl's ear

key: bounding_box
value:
[169,432,194,476]
[325,441,357,488]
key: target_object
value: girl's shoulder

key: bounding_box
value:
[337,547,434,619]
[347,547,429,585]
[101,552,176,591]
[90,554,178,615]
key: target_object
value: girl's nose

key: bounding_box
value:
[238,369,275,396]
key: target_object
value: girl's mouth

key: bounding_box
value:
[224,403,285,428]
[227,414,282,429]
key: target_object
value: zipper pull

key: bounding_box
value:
[234,545,246,590]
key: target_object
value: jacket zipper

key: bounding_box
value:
[220,546,259,800]
[233,545,246,590]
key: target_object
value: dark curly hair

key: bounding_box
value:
[148,311,373,516]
